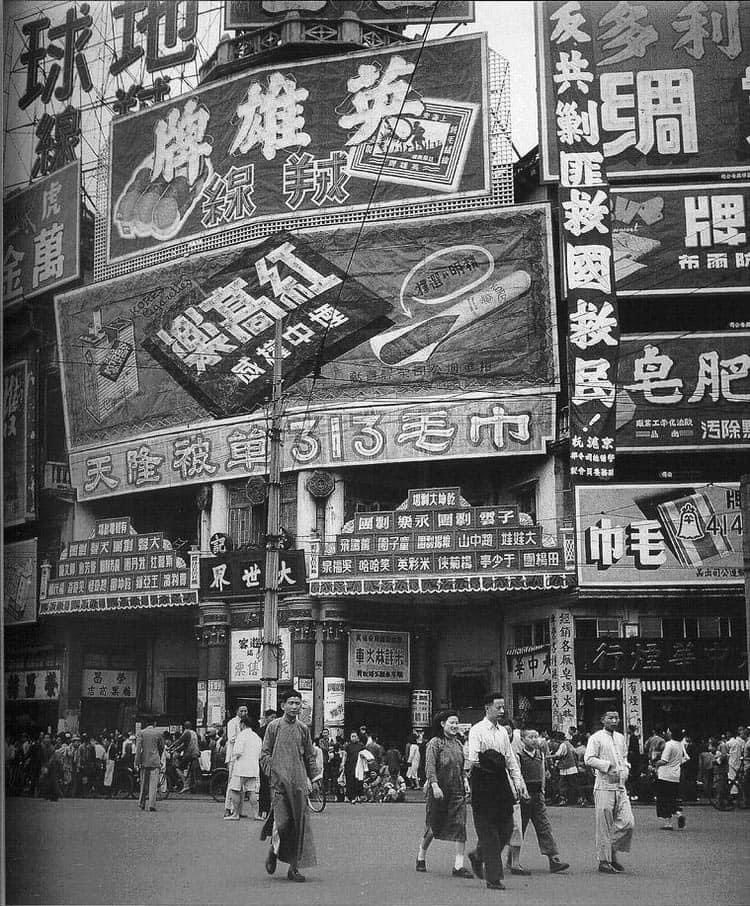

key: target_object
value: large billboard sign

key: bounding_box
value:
[57,204,558,450]
[616,332,750,452]
[107,33,490,264]
[576,483,743,587]
[3,160,80,303]
[225,1,475,28]
[612,183,750,295]
[536,2,750,181]
[3,359,38,528]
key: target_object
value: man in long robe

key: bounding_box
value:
[260,689,322,882]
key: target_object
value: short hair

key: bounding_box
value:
[520,727,537,737]
[183,720,192,729]
[264,709,276,717]
[483,692,505,708]
[280,688,301,704]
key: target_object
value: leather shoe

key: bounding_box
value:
[677,814,686,829]
[598,862,617,874]
[148,807,156,812]
[550,859,570,873]
[610,859,625,873]
[452,867,474,879]
[468,851,484,880]
[415,859,426,872]
[287,868,306,882]
[486,881,506,890]
[511,866,531,876]
[265,849,277,875]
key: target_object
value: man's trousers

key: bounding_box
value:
[470,809,515,885]
[520,788,559,856]
[138,766,159,810]
[593,788,634,862]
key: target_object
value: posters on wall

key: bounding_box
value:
[294,676,314,726]
[107,34,490,264]
[616,332,750,451]
[3,539,38,626]
[229,628,292,684]
[576,483,743,587]
[348,629,410,683]
[536,2,750,181]
[324,677,345,728]
[611,184,750,296]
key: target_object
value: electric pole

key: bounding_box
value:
[261,317,283,715]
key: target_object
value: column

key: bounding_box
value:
[410,623,435,734]
[198,602,230,728]
[321,601,348,737]
[208,481,229,543]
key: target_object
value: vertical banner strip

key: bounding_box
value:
[545,0,620,481]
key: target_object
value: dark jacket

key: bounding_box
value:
[470,749,515,819]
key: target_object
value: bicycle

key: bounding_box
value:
[308,784,326,813]
[156,762,185,800]
[209,767,229,802]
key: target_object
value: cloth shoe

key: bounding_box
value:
[287,868,306,882]
[415,859,426,872]
[677,814,686,829]
[610,859,625,872]
[468,851,484,880]
[265,849,277,875]
[486,881,506,890]
[598,862,617,874]
[452,867,473,879]
[549,858,569,873]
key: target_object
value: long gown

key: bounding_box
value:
[424,736,467,841]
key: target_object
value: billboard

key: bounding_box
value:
[2,160,80,302]
[4,539,38,626]
[348,629,410,683]
[576,483,743,587]
[107,33,490,264]
[612,184,750,295]
[57,204,558,449]
[536,2,750,181]
[616,332,750,451]
[225,1,475,28]
[3,359,38,527]
[200,550,307,598]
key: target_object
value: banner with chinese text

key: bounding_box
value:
[622,678,643,740]
[410,690,432,728]
[3,160,80,302]
[107,34,490,264]
[225,1,475,28]
[229,628,292,684]
[537,2,750,181]
[576,483,743,587]
[3,539,38,625]
[4,669,60,702]
[324,677,345,728]
[549,610,577,733]
[3,359,38,527]
[611,184,750,295]
[576,637,747,678]
[348,629,410,683]
[616,332,750,451]
[81,669,137,698]
[508,646,551,684]
[541,0,620,481]
[200,550,306,598]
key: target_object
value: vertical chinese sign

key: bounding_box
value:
[541,2,619,480]
[621,677,643,740]
[3,360,38,527]
[549,609,577,732]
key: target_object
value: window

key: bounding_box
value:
[697,617,721,638]
[514,624,533,647]
[597,618,620,638]
[575,618,597,639]
[513,481,538,523]
[450,673,489,710]
[662,617,685,638]
[639,617,662,638]
[533,620,550,645]
[684,618,698,639]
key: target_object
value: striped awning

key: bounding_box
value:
[642,679,749,692]
[577,679,622,691]
[506,644,549,657]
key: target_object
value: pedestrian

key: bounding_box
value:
[103,734,118,798]
[405,733,421,789]
[584,711,634,874]
[39,733,61,801]
[712,734,730,809]
[78,733,98,797]
[741,727,750,809]
[223,704,249,818]
[466,692,528,891]
[384,741,403,783]
[551,731,579,805]
[170,721,200,793]
[727,726,744,805]
[654,726,688,830]
[626,725,642,801]
[260,688,323,883]
[226,715,263,820]
[258,707,278,819]
[508,728,570,875]
[341,730,364,803]
[415,710,472,879]
[135,721,164,812]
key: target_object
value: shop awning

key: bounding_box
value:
[576,679,622,691]
[310,572,574,596]
[641,679,749,692]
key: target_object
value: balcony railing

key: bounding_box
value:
[199,13,411,84]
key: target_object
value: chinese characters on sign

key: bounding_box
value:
[611,184,750,295]
[3,539,38,625]
[509,646,551,684]
[411,690,432,729]
[318,485,567,585]
[4,669,60,701]
[230,628,292,684]
[143,233,392,417]
[225,1,476,28]
[549,609,577,733]
[545,0,620,481]
[348,630,410,683]
[39,517,199,615]
[199,550,306,598]
[537,1,750,180]
[3,360,37,527]
[576,637,747,678]
[617,332,750,450]
[81,669,137,699]
[622,678,643,740]
[108,34,489,263]
[324,676,346,728]
[576,483,743,587]
[3,160,80,301]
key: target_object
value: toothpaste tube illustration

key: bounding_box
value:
[370,269,532,367]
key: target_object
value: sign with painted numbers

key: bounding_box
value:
[537,1,750,181]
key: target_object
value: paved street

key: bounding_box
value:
[6,795,750,906]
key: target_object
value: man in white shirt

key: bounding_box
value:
[223,704,248,818]
[585,711,634,874]
[466,693,528,891]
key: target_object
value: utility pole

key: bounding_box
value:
[261,318,283,715]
